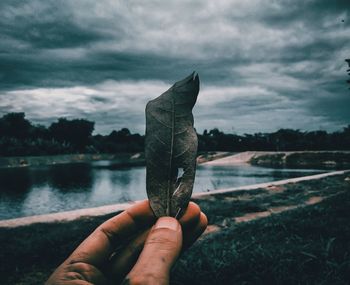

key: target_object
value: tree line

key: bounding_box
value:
[0,112,349,156]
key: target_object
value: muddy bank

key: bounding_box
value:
[1,171,349,284]
[205,151,350,169]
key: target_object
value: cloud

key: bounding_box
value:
[0,78,344,135]
[0,80,169,133]
[0,0,349,134]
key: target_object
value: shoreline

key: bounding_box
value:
[0,151,231,169]
[1,168,349,284]
[205,150,350,169]
[1,150,350,169]
[0,152,145,169]
[1,169,348,228]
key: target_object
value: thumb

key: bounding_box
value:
[123,217,182,285]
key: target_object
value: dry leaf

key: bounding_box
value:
[145,72,200,217]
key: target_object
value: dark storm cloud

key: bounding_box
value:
[0,0,349,134]
[0,0,113,46]
[259,0,350,26]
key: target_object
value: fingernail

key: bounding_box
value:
[154,217,179,231]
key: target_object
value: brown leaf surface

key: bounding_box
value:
[145,72,200,217]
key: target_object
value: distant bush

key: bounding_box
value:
[0,112,349,156]
[198,127,350,152]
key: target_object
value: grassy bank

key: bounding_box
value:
[174,176,350,284]
[250,151,350,169]
[0,173,349,284]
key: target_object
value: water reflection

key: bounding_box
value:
[195,164,323,192]
[48,164,93,192]
[109,169,135,203]
[0,163,324,220]
[0,168,32,195]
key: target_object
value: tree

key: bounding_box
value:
[0,112,32,139]
[49,118,94,151]
[108,128,131,143]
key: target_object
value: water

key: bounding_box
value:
[0,162,325,220]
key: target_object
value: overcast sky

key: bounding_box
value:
[0,0,349,135]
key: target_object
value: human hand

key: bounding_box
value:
[46,200,207,285]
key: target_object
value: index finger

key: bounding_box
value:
[67,200,156,267]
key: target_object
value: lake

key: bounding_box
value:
[0,162,325,220]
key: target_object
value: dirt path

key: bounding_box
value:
[202,151,260,165]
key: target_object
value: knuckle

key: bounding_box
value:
[146,229,178,249]
[68,262,91,272]
[127,272,167,285]
[69,251,90,264]
[64,271,85,281]
[147,235,175,247]
[66,262,98,282]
